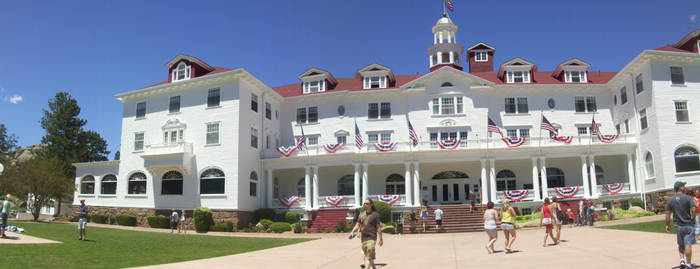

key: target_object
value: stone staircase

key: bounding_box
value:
[307,208,349,233]
[402,204,486,233]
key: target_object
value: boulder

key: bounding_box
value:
[381,226,396,234]
[628,206,644,213]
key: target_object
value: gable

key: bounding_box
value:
[400,66,493,89]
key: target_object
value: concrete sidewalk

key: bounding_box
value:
[0,231,60,244]
[134,223,689,269]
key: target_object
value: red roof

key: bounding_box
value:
[471,71,616,85]
[272,74,422,98]
[141,67,232,89]
[654,45,694,53]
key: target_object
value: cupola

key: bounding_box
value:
[427,14,464,72]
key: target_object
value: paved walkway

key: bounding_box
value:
[0,231,60,244]
[134,216,688,269]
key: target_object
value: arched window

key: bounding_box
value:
[101,174,117,195]
[200,168,225,194]
[250,171,258,197]
[546,168,565,188]
[595,165,604,183]
[80,175,95,194]
[432,171,469,179]
[496,170,516,191]
[161,171,183,195]
[441,82,454,87]
[338,175,354,195]
[273,178,279,199]
[675,146,700,173]
[645,152,655,178]
[385,174,405,195]
[172,62,191,82]
[128,172,147,195]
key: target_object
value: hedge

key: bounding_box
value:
[147,216,171,229]
[258,219,273,231]
[225,221,234,232]
[254,208,275,223]
[116,215,137,226]
[109,216,116,224]
[90,214,109,224]
[269,222,291,233]
[361,200,391,223]
[284,211,299,224]
[193,207,214,232]
[209,223,227,232]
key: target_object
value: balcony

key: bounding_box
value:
[141,142,194,174]
[370,194,407,206]
[596,183,631,196]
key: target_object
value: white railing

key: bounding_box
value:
[370,194,407,206]
[495,189,536,202]
[596,183,631,196]
[547,186,586,199]
[270,197,307,209]
[317,195,356,208]
[143,142,193,156]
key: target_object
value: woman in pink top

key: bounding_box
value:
[694,189,700,240]
[540,197,558,247]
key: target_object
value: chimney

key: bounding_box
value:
[467,43,495,73]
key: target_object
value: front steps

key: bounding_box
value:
[402,204,487,233]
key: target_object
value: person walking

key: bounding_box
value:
[483,201,499,254]
[586,202,595,226]
[540,197,557,247]
[666,181,697,269]
[76,199,88,241]
[179,209,186,234]
[694,189,700,241]
[577,199,586,226]
[1,195,10,239]
[434,207,444,232]
[170,209,179,233]
[500,200,517,253]
[420,206,428,233]
[349,199,383,269]
[469,191,476,213]
[550,197,564,243]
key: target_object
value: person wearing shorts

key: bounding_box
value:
[1,195,10,238]
[170,209,179,233]
[540,197,557,247]
[483,201,498,254]
[76,199,88,241]
[349,199,383,269]
[500,200,517,253]
[666,181,697,269]
[434,207,444,232]
[420,206,428,232]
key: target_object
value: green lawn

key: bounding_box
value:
[600,220,676,233]
[0,221,311,268]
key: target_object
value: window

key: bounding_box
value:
[380,103,391,118]
[80,175,95,194]
[441,98,455,115]
[675,146,700,173]
[507,71,530,83]
[505,98,528,114]
[506,128,529,138]
[169,96,180,113]
[250,93,258,112]
[266,135,270,149]
[385,174,405,195]
[200,168,225,194]
[250,128,258,148]
[565,71,587,83]
[337,175,354,195]
[624,119,630,133]
[432,97,464,115]
[297,178,306,196]
[303,80,325,93]
[620,87,627,105]
[595,165,604,183]
[504,98,516,114]
[577,127,588,135]
[368,133,391,144]
[675,101,689,122]
[249,171,258,196]
[369,103,391,119]
[134,132,144,151]
[172,62,191,82]
[616,124,620,134]
[496,170,516,191]
[101,175,117,195]
[639,109,648,130]
[574,96,596,112]
[265,102,272,120]
[161,171,183,195]
[163,129,183,145]
[645,152,655,178]
[441,82,454,87]
[207,88,220,108]
[136,102,146,119]
[206,123,220,145]
[475,51,488,62]
[296,107,318,124]
[671,67,685,85]
[308,136,318,145]
[337,135,347,144]
[363,76,387,89]
[546,168,565,188]
[635,74,644,93]
[128,172,147,195]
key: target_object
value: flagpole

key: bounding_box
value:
[538,110,543,155]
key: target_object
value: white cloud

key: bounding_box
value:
[4,95,23,104]
[692,14,697,23]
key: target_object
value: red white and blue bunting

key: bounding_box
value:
[324,196,347,207]
[323,143,346,154]
[550,135,573,144]
[278,196,300,208]
[503,190,529,202]
[501,137,526,148]
[603,183,625,194]
[597,134,618,144]
[375,195,401,205]
[276,146,298,157]
[437,139,461,150]
[554,187,580,198]
[374,141,398,152]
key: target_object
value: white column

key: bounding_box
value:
[489,159,496,202]
[439,32,443,43]
[449,51,454,64]
[453,32,457,43]
[447,32,452,43]
[540,157,549,199]
[413,162,421,206]
[437,52,443,64]
[531,158,541,201]
[312,166,320,209]
[433,33,437,44]
[404,162,412,206]
[581,155,590,198]
[589,155,598,198]
[362,163,369,202]
[627,153,637,193]
[429,55,434,67]
[480,160,488,204]
[353,163,361,208]
[267,169,274,208]
[304,166,311,210]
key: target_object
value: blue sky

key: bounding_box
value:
[0,0,698,158]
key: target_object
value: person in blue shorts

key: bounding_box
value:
[666,181,697,269]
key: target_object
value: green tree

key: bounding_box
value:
[114,150,120,161]
[79,130,109,162]
[0,123,18,163]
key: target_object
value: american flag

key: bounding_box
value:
[590,116,599,135]
[408,119,419,146]
[445,0,454,11]
[296,126,306,150]
[488,118,503,137]
[355,122,364,149]
[541,115,558,136]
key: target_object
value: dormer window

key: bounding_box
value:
[303,80,325,93]
[363,76,387,89]
[475,51,488,62]
[172,62,191,82]
[507,71,530,83]
[565,71,587,83]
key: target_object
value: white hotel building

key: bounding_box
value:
[73,15,700,227]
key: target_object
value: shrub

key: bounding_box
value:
[253,208,276,223]
[109,216,116,224]
[258,219,273,231]
[361,200,391,223]
[147,216,171,229]
[335,221,348,232]
[68,215,79,222]
[116,215,137,226]
[225,220,234,232]
[630,198,644,208]
[384,221,397,228]
[209,223,227,232]
[291,222,304,233]
[193,207,214,232]
[284,211,299,224]
[242,227,256,232]
[270,222,291,233]
[91,214,109,224]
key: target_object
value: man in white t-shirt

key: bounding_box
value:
[434,208,444,232]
